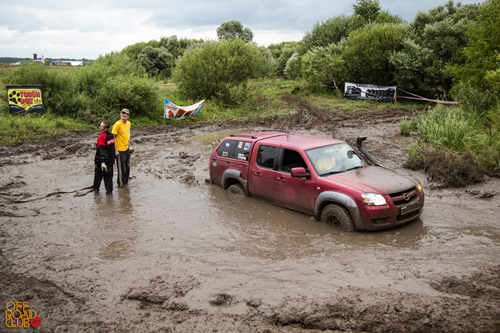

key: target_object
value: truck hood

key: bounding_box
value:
[325,166,417,194]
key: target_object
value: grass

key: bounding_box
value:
[0,73,431,146]
[406,104,500,179]
[0,110,93,145]
[2,64,498,181]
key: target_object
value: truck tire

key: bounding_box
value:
[321,204,355,232]
[227,183,246,197]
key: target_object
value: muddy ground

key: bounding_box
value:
[1,97,499,332]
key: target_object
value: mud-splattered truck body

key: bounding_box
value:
[209,131,424,231]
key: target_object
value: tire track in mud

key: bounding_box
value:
[1,96,499,332]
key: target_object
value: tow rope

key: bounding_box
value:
[2,186,95,204]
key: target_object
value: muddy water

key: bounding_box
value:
[1,127,499,330]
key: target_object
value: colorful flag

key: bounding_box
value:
[164,98,204,119]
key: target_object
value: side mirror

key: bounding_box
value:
[291,167,310,178]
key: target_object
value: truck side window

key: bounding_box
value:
[234,141,251,161]
[216,140,251,160]
[216,140,237,158]
[257,145,278,169]
[280,149,307,172]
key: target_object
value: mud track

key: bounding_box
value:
[1,96,499,332]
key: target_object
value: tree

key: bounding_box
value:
[300,15,362,54]
[412,1,480,64]
[353,0,381,24]
[389,38,443,96]
[302,42,347,98]
[137,46,174,78]
[173,39,270,103]
[121,40,160,61]
[268,41,300,76]
[283,53,301,79]
[216,20,254,42]
[450,0,500,106]
[342,23,408,85]
[159,35,203,59]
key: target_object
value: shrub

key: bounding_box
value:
[75,53,160,121]
[342,23,408,85]
[301,42,347,96]
[407,143,484,187]
[6,63,75,116]
[173,39,272,104]
[284,53,302,79]
[416,105,476,151]
[5,53,160,122]
[400,116,411,136]
[137,46,175,78]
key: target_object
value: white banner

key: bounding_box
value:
[344,82,396,101]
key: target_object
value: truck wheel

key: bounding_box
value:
[227,183,246,197]
[321,204,355,232]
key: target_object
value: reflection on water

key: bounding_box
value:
[206,184,429,259]
[99,236,138,260]
[92,186,138,260]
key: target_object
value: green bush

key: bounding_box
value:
[75,53,160,121]
[301,42,347,96]
[137,46,175,78]
[284,53,301,79]
[5,53,160,123]
[300,14,363,54]
[416,105,477,151]
[172,39,272,104]
[407,143,484,187]
[342,22,408,85]
[449,0,500,107]
[6,63,75,116]
[400,116,411,136]
[411,103,500,177]
[269,42,299,77]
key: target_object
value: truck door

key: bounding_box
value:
[274,148,316,214]
[248,144,279,202]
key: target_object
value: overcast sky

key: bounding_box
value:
[0,0,485,59]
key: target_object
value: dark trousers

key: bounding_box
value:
[93,164,113,193]
[116,149,130,187]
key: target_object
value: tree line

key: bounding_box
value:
[119,0,498,111]
[5,0,499,117]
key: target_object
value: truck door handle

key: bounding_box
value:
[277,176,285,182]
[254,172,261,177]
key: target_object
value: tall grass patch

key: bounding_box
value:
[408,104,500,185]
[0,113,92,145]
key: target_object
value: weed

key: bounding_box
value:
[400,116,411,136]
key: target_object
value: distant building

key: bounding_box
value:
[50,60,83,66]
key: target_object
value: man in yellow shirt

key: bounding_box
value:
[112,108,132,188]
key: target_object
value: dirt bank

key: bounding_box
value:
[1,99,499,332]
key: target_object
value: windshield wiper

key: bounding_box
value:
[346,165,366,171]
[321,170,344,176]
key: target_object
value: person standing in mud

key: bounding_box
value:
[112,108,132,188]
[93,121,115,194]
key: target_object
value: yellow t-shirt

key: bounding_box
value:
[112,120,131,151]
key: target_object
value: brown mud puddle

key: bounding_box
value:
[1,103,499,332]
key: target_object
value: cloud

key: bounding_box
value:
[0,0,486,59]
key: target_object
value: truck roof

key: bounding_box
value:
[228,131,344,151]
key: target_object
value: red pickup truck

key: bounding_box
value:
[208,131,424,231]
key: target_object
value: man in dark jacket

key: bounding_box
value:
[93,121,115,194]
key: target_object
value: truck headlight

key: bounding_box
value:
[417,182,423,193]
[361,193,387,206]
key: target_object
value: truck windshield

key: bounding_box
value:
[305,143,367,176]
